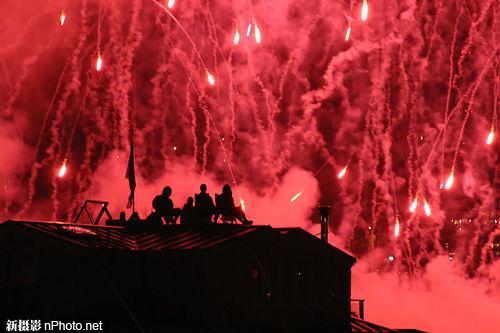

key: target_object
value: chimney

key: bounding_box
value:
[318,206,331,243]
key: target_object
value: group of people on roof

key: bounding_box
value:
[146,184,252,226]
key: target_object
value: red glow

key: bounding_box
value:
[3,4,499,330]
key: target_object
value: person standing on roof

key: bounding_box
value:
[152,186,181,225]
[195,184,216,224]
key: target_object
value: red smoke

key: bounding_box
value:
[0,1,498,331]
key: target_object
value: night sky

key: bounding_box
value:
[0,0,499,331]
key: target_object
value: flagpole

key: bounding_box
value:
[131,70,136,215]
[126,67,137,215]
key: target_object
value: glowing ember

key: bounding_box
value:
[345,25,351,41]
[240,198,246,211]
[206,71,215,85]
[409,197,418,213]
[167,0,175,9]
[444,172,454,190]
[337,166,347,179]
[246,23,252,37]
[423,199,431,216]
[290,190,303,203]
[59,11,66,26]
[394,220,400,237]
[361,0,368,21]
[233,29,240,45]
[58,161,67,178]
[96,53,103,71]
[254,24,261,44]
[486,128,494,145]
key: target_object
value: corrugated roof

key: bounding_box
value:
[351,317,398,332]
[2,220,270,251]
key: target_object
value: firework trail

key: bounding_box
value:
[1,0,498,279]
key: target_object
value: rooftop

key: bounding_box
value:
[0,219,356,262]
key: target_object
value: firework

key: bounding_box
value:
[361,0,368,21]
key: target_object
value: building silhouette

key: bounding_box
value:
[0,219,410,332]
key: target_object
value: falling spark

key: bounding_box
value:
[444,172,454,190]
[361,0,368,21]
[409,197,418,213]
[337,166,347,179]
[394,220,400,237]
[246,23,252,37]
[290,190,303,203]
[58,161,67,178]
[254,24,261,44]
[167,0,175,9]
[486,128,494,145]
[233,29,240,45]
[423,199,431,216]
[345,24,351,41]
[240,198,246,211]
[206,71,215,85]
[96,53,103,71]
[60,11,66,26]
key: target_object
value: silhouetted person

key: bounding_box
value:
[128,211,141,223]
[181,197,196,226]
[119,211,126,223]
[145,210,163,227]
[152,186,181,225]
[195,184,215,224]
[214,184,253,225]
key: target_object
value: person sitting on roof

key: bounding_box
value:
[127,212,141,224]
[145,210,163,227]
[195,184,215,224]
[119,211,127,223]
[214,184,253,225]
[180,197,196,226]
[152,186,181,225]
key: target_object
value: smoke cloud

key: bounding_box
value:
[0,0,498,331]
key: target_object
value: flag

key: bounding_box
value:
[126,142,136,209]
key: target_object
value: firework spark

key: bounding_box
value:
[58,161,67,178]
[233,29,240,45]
[59,11,66,26]
[290,190,303,203]
[361,0,368,21]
